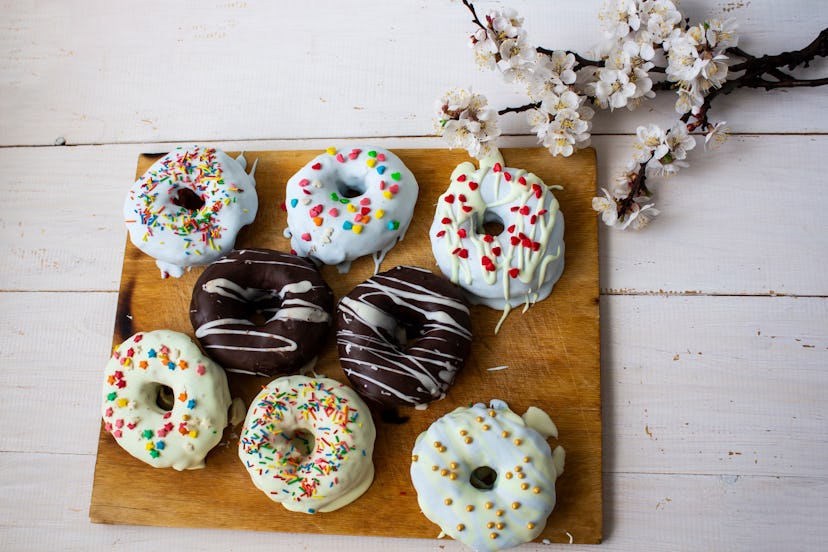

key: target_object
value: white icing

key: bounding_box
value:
[410,400,565,552]
[238,375,376,513]
[100,330,231,470]
[430,152,565,330]
[285,146,418,273]
[123,145,258,278]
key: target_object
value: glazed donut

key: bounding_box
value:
[101,330,231,470]
[189,249,333,377]
[238,375,376,513]
[336,266,472,408]
[410,399,565,551]
[124,145,258,278]
[430,152,564,332]
[285,146,418,273]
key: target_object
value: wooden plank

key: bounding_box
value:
[2,1,827,147]
[3,451,827,551]
[88,147,601,543]
[2,136,827,296]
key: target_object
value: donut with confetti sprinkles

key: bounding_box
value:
[410,399,565,552]
[285,146,418,273]
[238,375,376,513]
[101,330,231,470]
[124,145,258,278]
[429,152,564,333]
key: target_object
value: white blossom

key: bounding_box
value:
[665,122,697,160]
[674,84,705,114]
[592,188,620,226]
[705,120,730,150]
[435,89,501,159]
[490,8,525,39]
[528,93,593,157]
[623,201,660,229]
[591,67,637,109]
[631,123,668,162]
[705,18,739,51]
[527,51,576,100]
[599,0,641,39]
[497,36,538,82]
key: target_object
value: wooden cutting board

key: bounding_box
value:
[90,147,601,544]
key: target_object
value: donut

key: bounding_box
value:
[101,330,232,470]
[285,146,418,273]
[124,145,258,278]
[238,375,376,513]
[336,266,472,408]
[410,400,565,551]
[430,152,565,332]
[189,249,334,377]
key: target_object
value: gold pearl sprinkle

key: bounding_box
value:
[501,431,510,438]
[438,446,447,453]
[533,486,541,494]
[466,505,475,512]
[523,456,531,463]
[482,424,490,431]
[505,472,513,480]
[521,483,529,490]
[527,522,536,530]
[464,436,473,444]
[444,498,453,505]
[459,429,468,436]
[514,438,522,446]
[486,522,495,529]
[476,416,484,423]
[489,533,498,540]
[488,409,496,417]
[433,441,442,448]
[411,455,418,462]
[449,472,457,480]
[457,524,465,532]
[517,473,526,479]
[496,509,504,517]
[450,462,458,470]
[511,501,521,510]
[440,469,449,476]
[484,501,493,510]
[514,466,522,473]
[496,522,505,530]
[431,465,439,471]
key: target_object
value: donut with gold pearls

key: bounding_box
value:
[410,400,565,551]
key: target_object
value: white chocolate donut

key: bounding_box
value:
[101,330,232,470]
[285,146,418,273]
[430,152,564,332]
[238,375,376,513]
[410,399,565,552]
[124,145,258,278]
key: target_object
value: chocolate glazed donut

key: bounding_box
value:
[190,249,334,377]
[336,266,472,407]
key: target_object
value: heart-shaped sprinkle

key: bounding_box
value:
[457,174,467,182]
[518,176,527,185]
[458,228,467,239]
[360,207,370,216]
[360,197,371,205]
[328,208,339,217]
[458,194,467,202]
[312,217,323,226]
[493,162,502,172]
[509,268,520,278]
[507,224,516,233]
[504,172,512,182]
[349,149,361,159]
[510,236,520,246]
[492,246,501,256]
[336,153,345,163]
[290,198,299,208]
[469,182,479,191]
[436,230,446,238]
[377,166,386,175]
[299,178,310,187]
[311,163,322,170]
[368,150,377,158]
[391,172,401,181]
[458,249,469,259]
[376,153,386,161]
[483,234,494,243]
[445,194,455,204]
[389,184,399,194]
[462,205,473,212]
[441,217,452,224]
[301,233,311,241]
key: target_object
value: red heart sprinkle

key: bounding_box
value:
[518,176,527,185]
[301,233,311,241]
[360,197,371,205]
[507,224,516,233]
[329,208,339,216]
[436,230,446,238]
[519,206,530,215]
[376,153,386,161]
[349,149,361,159]
[361,207,370,216]
[492,247,501,256]
[493,163,502,172]
[457,228,467,239]
[441,217,452,225]
[336,153,345,163]
[458,249,469,259]
[504,172,512,182]
[444,194,455,204]
[457,174,467,182]
[462,205,473,212]
[299,178,310,187]
[510,236,520,246]
[469,182,479,191]
[483,235,494,243]
[311,163,321,170]
[389,184,399,194]
[458,194,467,202]
[509,268,520,278]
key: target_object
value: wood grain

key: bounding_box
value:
[89,147,601,543]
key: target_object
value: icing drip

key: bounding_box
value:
[410,400,565,552]
[336,266,472,408]
[430,152,565,332]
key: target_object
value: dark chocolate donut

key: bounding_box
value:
[190,249,333,376]
[336,265,472,407]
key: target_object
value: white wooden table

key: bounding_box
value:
[1,1,826,550]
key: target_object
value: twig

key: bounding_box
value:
[498,102,540,116]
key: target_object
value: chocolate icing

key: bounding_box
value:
[190,249,333,377]
[336,265,472,407]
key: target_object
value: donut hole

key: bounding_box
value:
[241,292,281,327]
[170,187,205,211]
[478,211,505,237]
[155,384,175,411]
[284,428,315,459]
[335,176,367,199]
[470,466,498,490]
[392,323,422,352]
